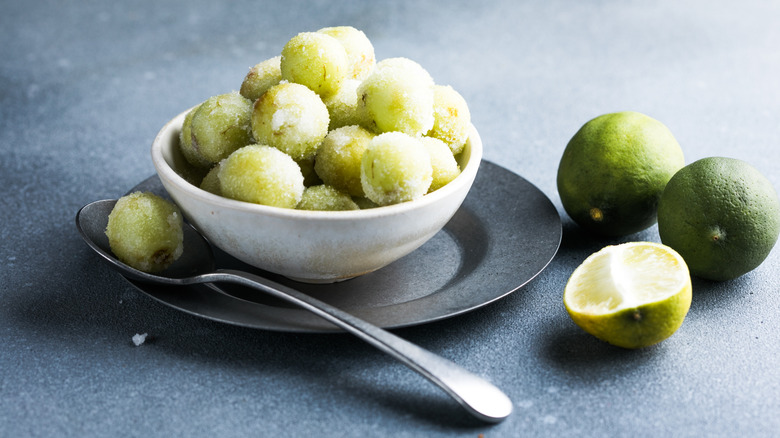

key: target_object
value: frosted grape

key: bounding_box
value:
[317,26,376,80]
[314,125,375,197]
[280,32,349,97]
[251,82,329,161]
[360,132,432,205]
[428,85,471,155]
[322,79,369,131]
[179,104,212,168]
[296,185,359,211]
[218,145,304,208]
[190,92,254,164]
[105,192,184,273]
[295,156,322,187]
[240,56,282,102]
[420,137,460,192]
[352,196,379,210]
[199,163,222,196]
[357,57,435,136]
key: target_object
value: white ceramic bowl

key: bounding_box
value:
[151,109,482,283]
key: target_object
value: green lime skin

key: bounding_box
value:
[569,293,692,350]
[557,111,685,237]
[657,157,780,281]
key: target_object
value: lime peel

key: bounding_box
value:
[657,157,780,281]
[557,111,685,237]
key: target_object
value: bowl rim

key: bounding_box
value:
[151,108,483,221]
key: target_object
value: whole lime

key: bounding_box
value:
[657,157,780,281]
[557,112,685,236]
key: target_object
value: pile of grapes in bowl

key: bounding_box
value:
[151,26,482,283]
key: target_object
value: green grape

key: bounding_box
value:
[295,156,322,187]
[317,26,376,80]
[218,144,304,208]
[105,192,184,273]
[251,82,329,161]
[357,57,435,136]
[179,104,212,168]
[314,125,375,197]
[280,32,349,97]
[322,79,370,131]
[296,185,359,211]
[420,137,461,192]
[190,92,254,164]
[199,163,222,196]
[428,85,471,155]
[352,196,379,210]
[239,56,282,102]
[360,132,432,205]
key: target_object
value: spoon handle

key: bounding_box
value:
[200,269,512,423]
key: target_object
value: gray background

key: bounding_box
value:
[2,1,779,436]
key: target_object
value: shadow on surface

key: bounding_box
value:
[558,216,660,253]
[558,217,608,253]
[538,318,657,378]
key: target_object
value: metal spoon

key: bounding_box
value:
[76,199,513,423]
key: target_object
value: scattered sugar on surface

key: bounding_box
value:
[132,333,148,346]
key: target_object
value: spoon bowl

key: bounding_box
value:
[76,199,512,423]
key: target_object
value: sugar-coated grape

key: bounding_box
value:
[179,104,212,168]
[352,196,379,209]
[357,57,435,136]
[251,82,329,161]
[317,26,376,80]
[314,125,375,197]
[199,163,222,195]
[218,144,304,208]
[190,92,254,164]
[296,185,359,211]
[360,132,432,205]
[105,192,184,273]
[420,137,461,192]
[428,85,471,155]
[281,32,349,97]
[240,56,282,102]
[322,79,369,131]
[295,156,322,187]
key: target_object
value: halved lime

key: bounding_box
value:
[564,242,692,349]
